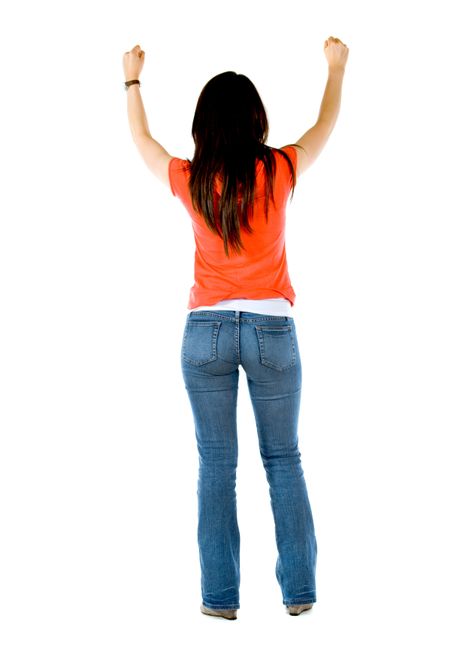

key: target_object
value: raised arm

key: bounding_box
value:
[123,44,175,190]
[283,36,349,177]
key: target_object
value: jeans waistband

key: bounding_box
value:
[188,310,294,323]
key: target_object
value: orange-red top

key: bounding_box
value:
[168,145,298,309]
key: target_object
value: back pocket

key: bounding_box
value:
[255,325,296,371]
[182,320,222,366]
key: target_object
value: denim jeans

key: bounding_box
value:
[181,310,317,610]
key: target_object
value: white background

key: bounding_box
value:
[1,0,449,651]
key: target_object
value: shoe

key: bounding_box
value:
[286,603,314,615]
[200,603,238,620]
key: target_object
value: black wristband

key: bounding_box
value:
[124,79,141,91]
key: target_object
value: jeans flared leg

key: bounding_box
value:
[242,319,317,605]
[181,320,241,610]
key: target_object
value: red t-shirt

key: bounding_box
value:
[168,145,298,309]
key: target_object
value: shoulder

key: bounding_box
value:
[278,145,298,164]
[269,146,298,181]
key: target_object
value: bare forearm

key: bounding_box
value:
[127,84,151,140]
[317,67,345,131]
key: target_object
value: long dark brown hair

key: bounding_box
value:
[187,71,301,257]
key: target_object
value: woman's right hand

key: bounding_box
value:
[324,36,349,71]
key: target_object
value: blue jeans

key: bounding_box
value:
[181,310,317,610]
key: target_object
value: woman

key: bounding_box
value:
[123,36,349,620]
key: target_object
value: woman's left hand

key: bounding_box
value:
[123,44,145,81]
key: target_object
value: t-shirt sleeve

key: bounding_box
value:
[168,156,190,198]
[168,157,179,197]
[278,145,298,200]
[280,145,298,179]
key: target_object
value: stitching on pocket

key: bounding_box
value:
[255,325,296,371]
[182,321,222,366]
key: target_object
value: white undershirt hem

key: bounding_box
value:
[188,297,293,317]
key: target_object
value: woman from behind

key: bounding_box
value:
[124,35,349,620]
